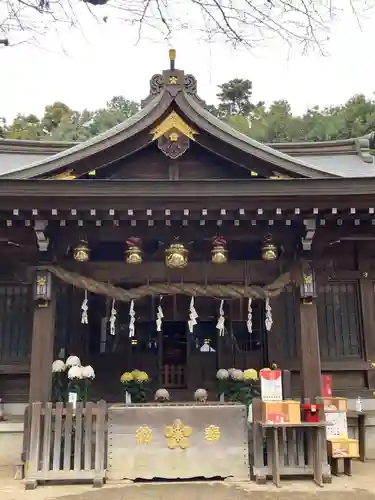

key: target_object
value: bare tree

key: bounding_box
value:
[0,0,374,52]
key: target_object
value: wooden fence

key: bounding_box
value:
[24,401,107,490]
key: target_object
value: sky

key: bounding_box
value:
[1,2,375,122]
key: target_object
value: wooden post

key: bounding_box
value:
[358,252,375,390]
[299,301,322,401]
[29,277,56,403]
[299,262,322,401]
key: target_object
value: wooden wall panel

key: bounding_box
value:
[0,374,29,403]
[291,370,367,398]
[0,284,32,363]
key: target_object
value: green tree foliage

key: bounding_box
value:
[42,101,73,132]
[2,84,375,147]
[216,78,264,117]
[5,113,44,140]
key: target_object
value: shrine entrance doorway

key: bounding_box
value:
[161,322,187,389]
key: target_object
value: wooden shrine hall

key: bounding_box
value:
[1,50,375,416]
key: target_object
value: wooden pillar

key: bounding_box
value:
[359,274,375,389]
[299,263,322,401]
[29,275,56,403]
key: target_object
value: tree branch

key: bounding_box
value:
[0,0,374,51]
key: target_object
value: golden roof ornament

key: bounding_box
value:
[51,169,77,180]
[151,111,197,141]
[151,110,197,159]
[169,48,176,70]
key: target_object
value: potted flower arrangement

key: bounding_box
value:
[216,368,260,406]
[120,369,150,403]
[52,355,95,405]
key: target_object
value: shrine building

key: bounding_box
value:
[0,51,375,449]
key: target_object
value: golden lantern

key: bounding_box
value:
[261,235,278,261]
[165,242,188,268]
[212,237,228,264]
[125,237,142,265]
[73,240,90,262]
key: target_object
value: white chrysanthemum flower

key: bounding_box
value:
[81,365,95,379]
[216,369,229,380]
[155,388,170,401]
[228,368,237,376]
[66,355,81,367]
[52,360,65,373]
[231,369,244,381]
[67,365,83,380]
[194,388,208,402]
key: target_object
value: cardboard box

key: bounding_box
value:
[262,400,301,424]
[327,438,359,458]
[317,397,348,412]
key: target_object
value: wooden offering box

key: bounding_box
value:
[318,397,348,412]
[262,400,301,424]
[327,438,359,458]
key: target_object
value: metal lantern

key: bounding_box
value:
[73,240,90,262]
[126,238,142,265]
[300,263,317,302]
[165,243,188,268]
[212,237,228,265]
[261,235,278,261]
[34,270,52,306]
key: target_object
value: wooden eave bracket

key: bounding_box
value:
[34,220,49,252]
[301,219,316,251]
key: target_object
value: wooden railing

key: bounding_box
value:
[162,364,186,387]
[24,401,106,490]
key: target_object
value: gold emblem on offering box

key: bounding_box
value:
[135,425,153,445]
[204,424,221,443]
[164,419,192,449]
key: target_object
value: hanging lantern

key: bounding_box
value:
[165,242,188,268]
[125,237,142,265]
[34,270,52,306]
[300,263,317,303]
[73,240,90,262]
[261,234,278,261]
[212,237,228,264]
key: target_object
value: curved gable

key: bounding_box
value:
[0,56,356,180]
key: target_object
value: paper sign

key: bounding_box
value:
[68,392,77,410]
[260,369,282,402]
[325,412,348,438]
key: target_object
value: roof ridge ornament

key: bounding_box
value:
[141,49,202,107]
[169,48,176,70]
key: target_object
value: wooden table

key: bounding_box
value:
[347,411,366,462]
[256,421,328,488]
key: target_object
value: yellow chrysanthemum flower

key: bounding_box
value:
[120,372,133,383]
[131,369,141,379]
[244,368,258,381]
[135,371,149,382]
